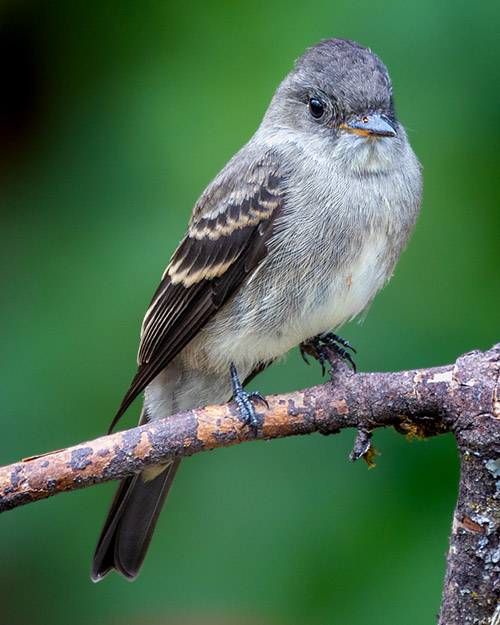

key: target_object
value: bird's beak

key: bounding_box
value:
[340,113,396,138]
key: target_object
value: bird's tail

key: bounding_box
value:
[91,459,181,582]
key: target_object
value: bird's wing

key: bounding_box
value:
[109,148,287,431]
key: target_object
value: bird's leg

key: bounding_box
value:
[230,363,268,433]
[299,331,357,375]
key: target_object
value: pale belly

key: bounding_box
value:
[183,229,393,373]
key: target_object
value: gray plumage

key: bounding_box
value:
[91,38,422,581]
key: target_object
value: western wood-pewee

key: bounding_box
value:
[91,38,422,581]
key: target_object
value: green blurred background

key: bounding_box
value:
[1,1,499,623]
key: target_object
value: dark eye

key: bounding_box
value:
[308,98,324,119]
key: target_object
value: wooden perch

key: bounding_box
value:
[1,344,500,623]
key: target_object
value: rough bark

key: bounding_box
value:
[0,344,499,623]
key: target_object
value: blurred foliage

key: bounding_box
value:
[1,1,499,623]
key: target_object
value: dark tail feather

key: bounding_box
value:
[91,459,181,581]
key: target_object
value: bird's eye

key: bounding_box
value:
[308,98,324,119]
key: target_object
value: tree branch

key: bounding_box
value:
[1,344,499,622]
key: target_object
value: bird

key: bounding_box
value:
[91,38,422,581]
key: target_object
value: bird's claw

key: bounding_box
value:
[299,332,357,375]
[230,363,267,433]
[299,345,311,366]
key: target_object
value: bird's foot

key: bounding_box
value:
[299,332,357,376]
[230,363,268,433]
